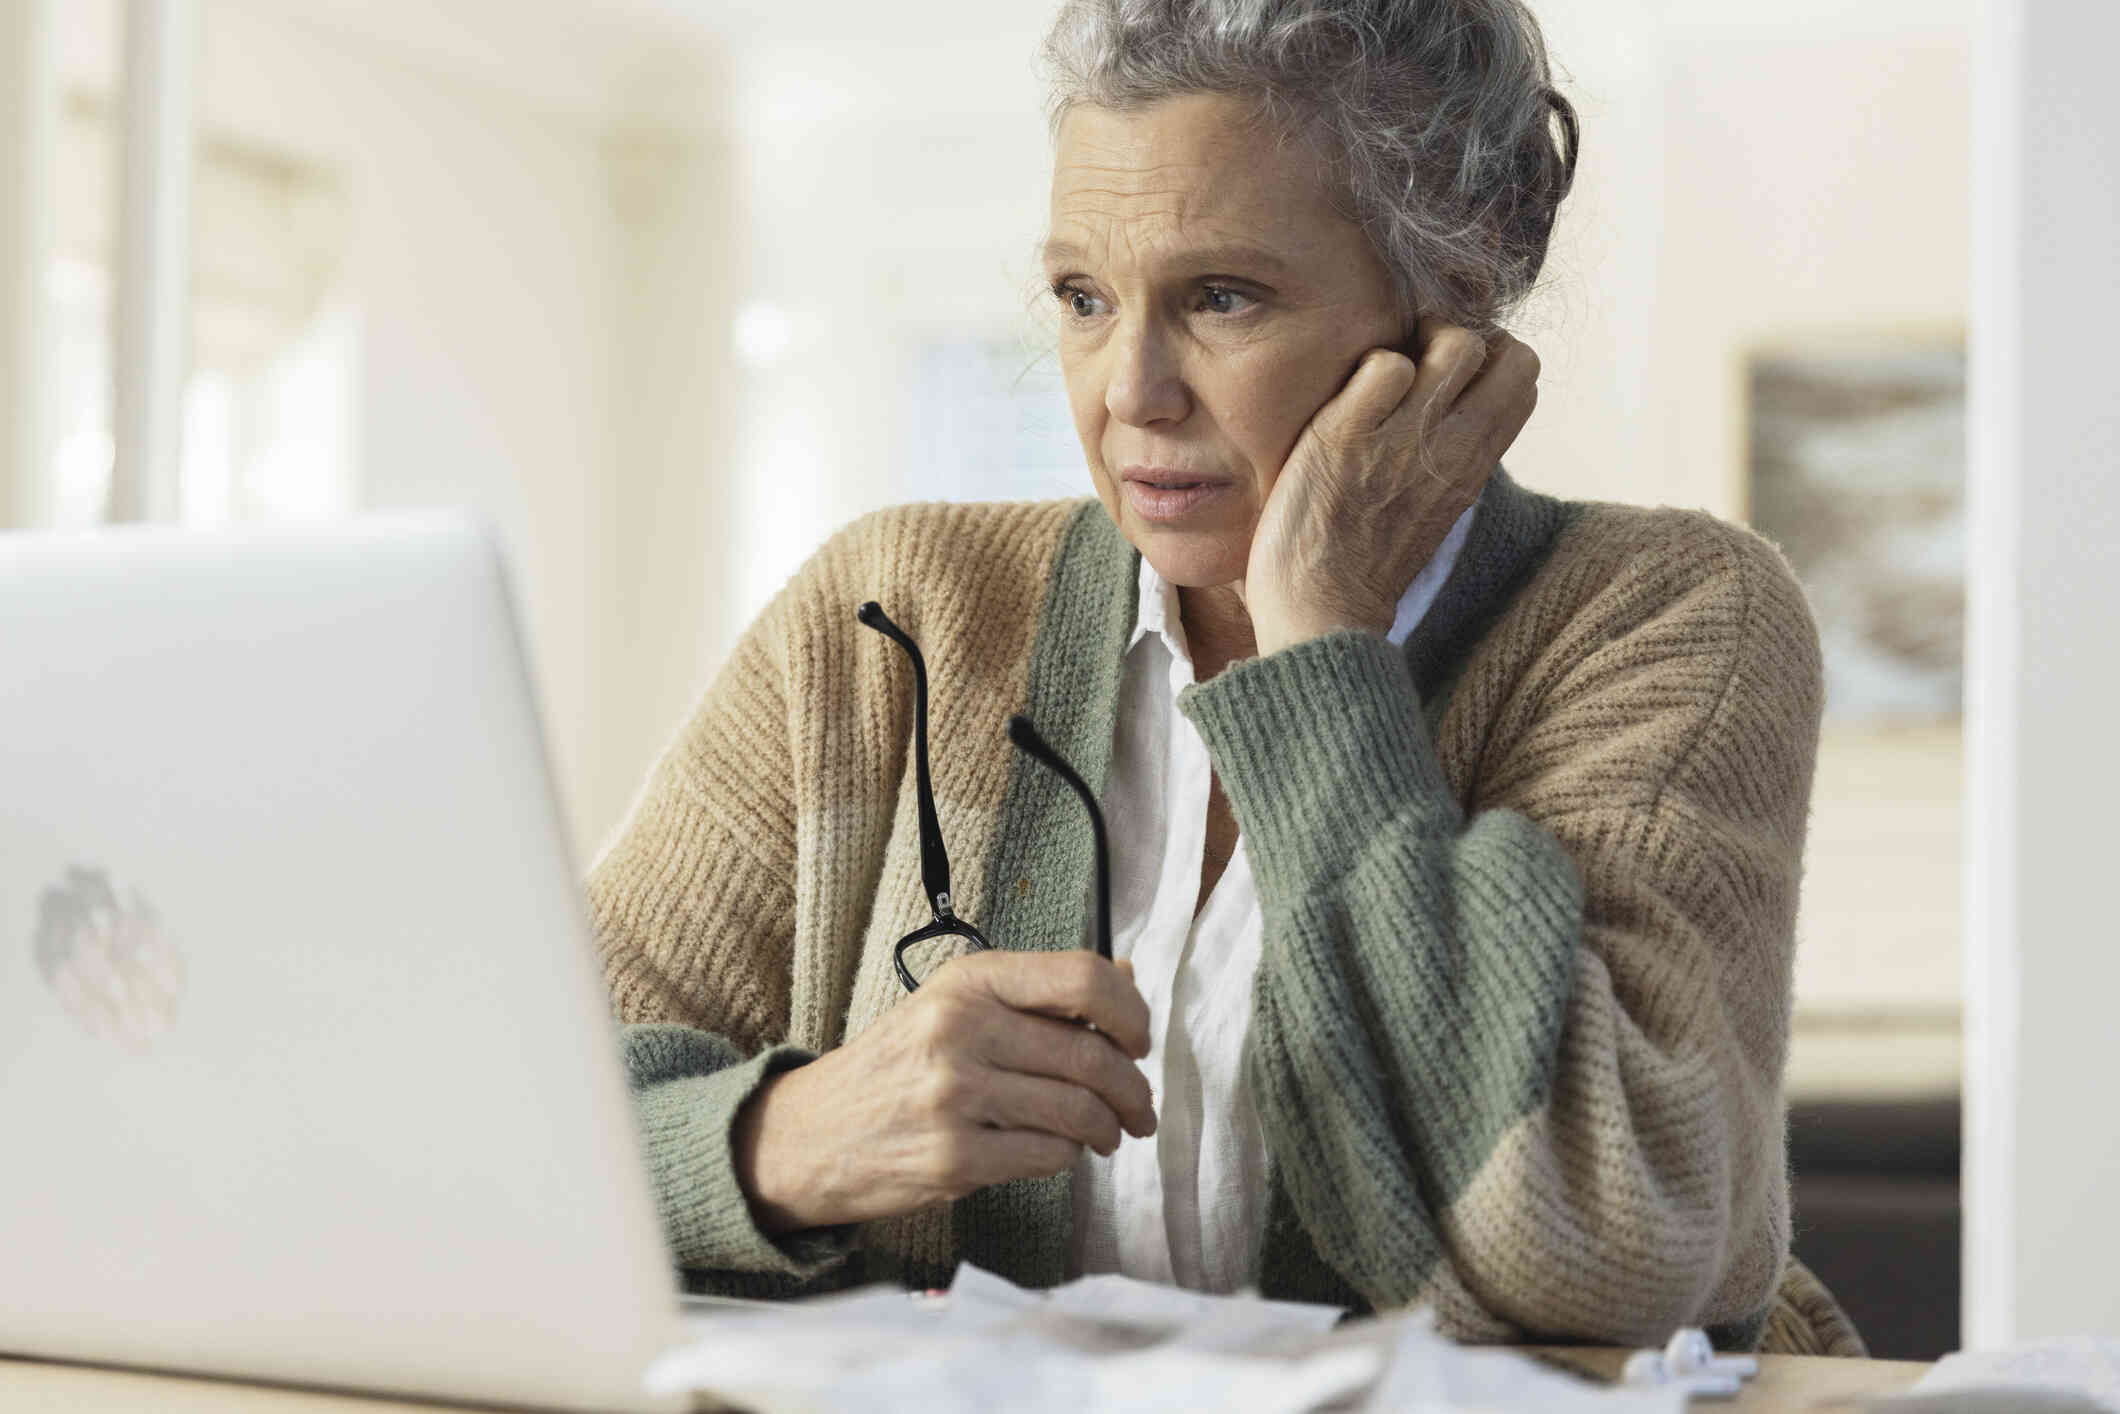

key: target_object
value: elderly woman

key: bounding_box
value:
[593,0,1862,1356]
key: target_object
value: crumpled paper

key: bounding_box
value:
[649,1262,1688,1413]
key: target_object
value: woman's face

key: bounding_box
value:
[1045,93,1404,589]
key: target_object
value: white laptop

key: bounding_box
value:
[0,513,705,1412]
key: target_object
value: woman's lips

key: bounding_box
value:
[1120,475,1232,522]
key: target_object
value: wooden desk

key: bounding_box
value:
[2,1349,1933,1412]
[1533,1347,1931,1409]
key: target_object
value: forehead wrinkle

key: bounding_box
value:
[1050,108,1338,285]
[1051,184,1265,270]
[1045,208,1304,285]
[1047,188,1189,268]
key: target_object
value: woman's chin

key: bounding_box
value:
[1123,522,1251,590]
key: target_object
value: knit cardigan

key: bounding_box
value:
[588,467,1864,1356]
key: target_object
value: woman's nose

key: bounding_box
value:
[1103,317,1189,428]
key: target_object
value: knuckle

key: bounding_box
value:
[1440,427,1482,469]
[1305,402,1356,453]
[910,998,955,1048]
[1035,1136,1083,1176]
[921,1062,971,1114]
[1066,1026,1108,1081]
[1058,950,1103,1005]
[1364,347,1415,381]
[921,952,972,998]
[929,1131,975,1185]
[1313,415,1361,454]
[923,989,973,1035]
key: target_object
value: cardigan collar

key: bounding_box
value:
[1401,464,1577,702]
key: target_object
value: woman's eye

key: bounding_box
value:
[1200,284,1255,316]
[1053,282,1104,320]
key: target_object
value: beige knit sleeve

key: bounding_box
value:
[588,590,800,1049]
[1433,515,1826,1342]
[585,580,852,1280]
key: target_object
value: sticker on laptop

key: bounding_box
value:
[32,866,185,1051]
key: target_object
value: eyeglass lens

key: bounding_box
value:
[894,924,989,992]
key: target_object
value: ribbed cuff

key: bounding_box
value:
[1178,632,1459,898]
[623,1026,856,1278]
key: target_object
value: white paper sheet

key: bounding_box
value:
[647,1262,1690,1413]
[1908,1338,2120,1411]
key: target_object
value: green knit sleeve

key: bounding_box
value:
[1178,532,1821,1347]
[1180,634,1581,1323]
[621,1024,856,1281]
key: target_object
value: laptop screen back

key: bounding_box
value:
[0,515,682,1412]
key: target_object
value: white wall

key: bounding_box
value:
[173,9,621,850]
[51,0,741,859]
[0,0,54,530]
[1650,16,1971,519]
[596,115,745,855]
[719,31,1063,638]
[1964,0,2120,1348]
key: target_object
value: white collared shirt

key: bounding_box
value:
[1065,503,1477,1293]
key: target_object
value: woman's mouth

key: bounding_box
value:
[1120,471,1232,523]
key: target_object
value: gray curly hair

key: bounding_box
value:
[1039,0,1579,336]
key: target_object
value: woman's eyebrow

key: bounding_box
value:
[1039,237,1298,281]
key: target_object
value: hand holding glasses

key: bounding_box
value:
[725,606,1144,1237]
[856,602,1111,993]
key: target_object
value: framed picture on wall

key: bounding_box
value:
[1744,334,1967,727]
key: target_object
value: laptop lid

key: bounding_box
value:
[0,514,685,1412]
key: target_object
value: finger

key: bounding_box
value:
[1414,312,1493,369]
[975,1009,1156,1138]
[1439,336,1540,463]
[973,1072,1125,1155]
[1302,348,1419,449]
[958,949,1151,1059]
[1402,317,1492,430]
[955,1129,1083,1190]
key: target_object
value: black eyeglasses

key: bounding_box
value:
[857,601,1111,992]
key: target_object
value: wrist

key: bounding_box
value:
[1253,602,1391,657]
[732,1067,826,1235]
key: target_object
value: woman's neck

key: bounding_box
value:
[1177,582,1259,684]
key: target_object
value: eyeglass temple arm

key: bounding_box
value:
[857,602,954,915]
[1006,715,1111,961]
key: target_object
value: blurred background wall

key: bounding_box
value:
[1,0,1989,1350]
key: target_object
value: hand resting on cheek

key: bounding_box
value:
[1242,317,1543,657]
